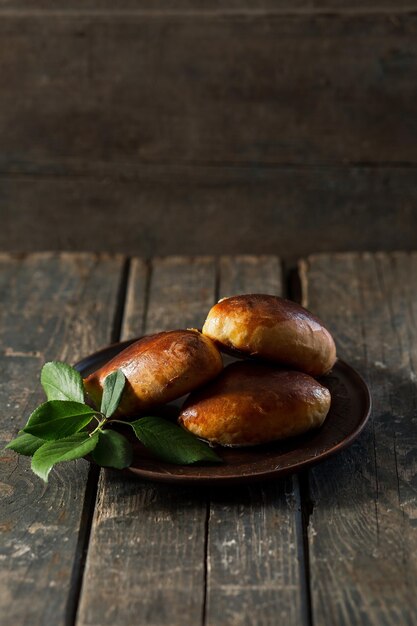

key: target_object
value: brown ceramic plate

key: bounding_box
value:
[75,339,371,485]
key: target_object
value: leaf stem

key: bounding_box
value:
[109,419,133,427]
[89,416,107,437]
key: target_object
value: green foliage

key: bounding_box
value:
[7,361,222,483]
[31,433,99,482]
[131,416,221,465]
[92,429,133,469]
[5,431,44,456]
[100,370,126,417]
[23,401,96,440]
[41,361,84,403]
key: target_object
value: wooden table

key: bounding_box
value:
[1,252,416,626]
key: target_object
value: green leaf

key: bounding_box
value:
[41,362,84,403]
[5,431,44,456]
[130,416,222,465]
[31,432,99,482]
[23,401,96,440]
[100,370,126,418]
[92,429,132,469]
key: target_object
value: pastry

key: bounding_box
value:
[84,329,223,416]
[202,294,336,376]
[179,361,331,447]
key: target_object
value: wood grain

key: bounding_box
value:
[299,252,417,626]
[0,252,125,626]
[205,255,308,626]
[145,256,217,333]
[121,258,148,338]
[76,257,217,626]
[0,2,414,11]
[77,255,308,626]
[0,14,416,168]
[1,168,416,259]
[218,255,283,298]
[1,5,416,260]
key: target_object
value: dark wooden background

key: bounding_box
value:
[1,2,416,257]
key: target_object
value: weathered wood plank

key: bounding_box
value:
[145,256,217,333]
[219,255,283,298]
[1,168,416,259]
[121,257,149,338]
[0,2,414,12]
[205,255,307,626]
[0,14,416,168]
[0,252,125,626]
[76,257,217,626]
[299,252,417,626]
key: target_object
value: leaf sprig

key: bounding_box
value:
[5,362,221,482]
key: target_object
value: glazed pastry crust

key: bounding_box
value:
[179,361,331,447]
[84,329,223,416]
[202,294,336,376]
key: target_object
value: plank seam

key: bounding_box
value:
[141,259,153,335]
[65,464,100,626]
[0,8,417,18]
[1,162,417,184]
[111,257,132,343]
[202,260,220,626]
[288,261,314,626]
[69,256,132,625]
[298,472,314,626]
[202,500,211,626]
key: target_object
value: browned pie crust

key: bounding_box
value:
[84,329,223,416]
[179,361,331,447]
[202,294,336,376]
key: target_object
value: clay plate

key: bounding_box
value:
[75,339,371,485]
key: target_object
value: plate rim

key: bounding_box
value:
[75,340,372,485]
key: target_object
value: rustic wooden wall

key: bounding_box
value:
[0,2,416,256]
